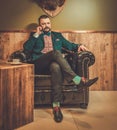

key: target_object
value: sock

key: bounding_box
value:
[72,75,81,85]
[53,102,60,108]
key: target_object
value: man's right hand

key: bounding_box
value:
[33,26,43,38]
[36,26,43,35]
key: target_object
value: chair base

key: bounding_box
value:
[34,85,89,108]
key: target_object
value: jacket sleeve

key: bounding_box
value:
[23,33,38,52]
[59,33,81,52]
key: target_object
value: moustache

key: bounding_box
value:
[44,27,50,30]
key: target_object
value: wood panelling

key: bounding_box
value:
[62,32,117,90]
[0,31,117,90]
[0,32,29,60]
[113,34,117,90]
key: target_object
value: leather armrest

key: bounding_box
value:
[9,49,27,62]
[77,51,95,78]
[77,51,95,66]
[64,51,95,78]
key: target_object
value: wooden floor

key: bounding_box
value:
[15,91,117,130]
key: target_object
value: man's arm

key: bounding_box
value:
[60,33,88,52]
[23,26,43,51]
[23,34,37,52]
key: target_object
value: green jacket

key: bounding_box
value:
[23,31,80,61]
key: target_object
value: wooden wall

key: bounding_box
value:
[0,31,117,91]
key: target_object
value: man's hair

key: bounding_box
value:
[38,15,49,24]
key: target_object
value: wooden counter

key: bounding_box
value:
[0,63,34,130]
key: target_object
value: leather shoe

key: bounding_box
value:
[78,77,98,88]
[53,107,63,123]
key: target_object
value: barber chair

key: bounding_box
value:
[9,50,95,109]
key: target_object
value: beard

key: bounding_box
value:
[43,26,51,33]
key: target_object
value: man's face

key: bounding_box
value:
[39,18,51,33]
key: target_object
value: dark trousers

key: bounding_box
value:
[33,50,77,102]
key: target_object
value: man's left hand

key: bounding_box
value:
[78,45,89,52]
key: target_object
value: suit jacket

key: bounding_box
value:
[23,31,80,61]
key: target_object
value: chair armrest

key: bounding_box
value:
[77,51,95,66]
[64,51,95,78]
[9,49,27,62]
[77,51,95,78]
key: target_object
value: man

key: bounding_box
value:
[23,15,98,123]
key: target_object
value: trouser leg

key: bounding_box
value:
[34,50,77,82]
[50,62,63,102]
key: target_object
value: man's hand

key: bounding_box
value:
[36,26,43,35]
[33,26,43,38]
[78,45,89,52]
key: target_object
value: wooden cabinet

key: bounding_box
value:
[0,63,34,130]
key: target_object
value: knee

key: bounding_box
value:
[50,62,61,72]
[53,50,62,56]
